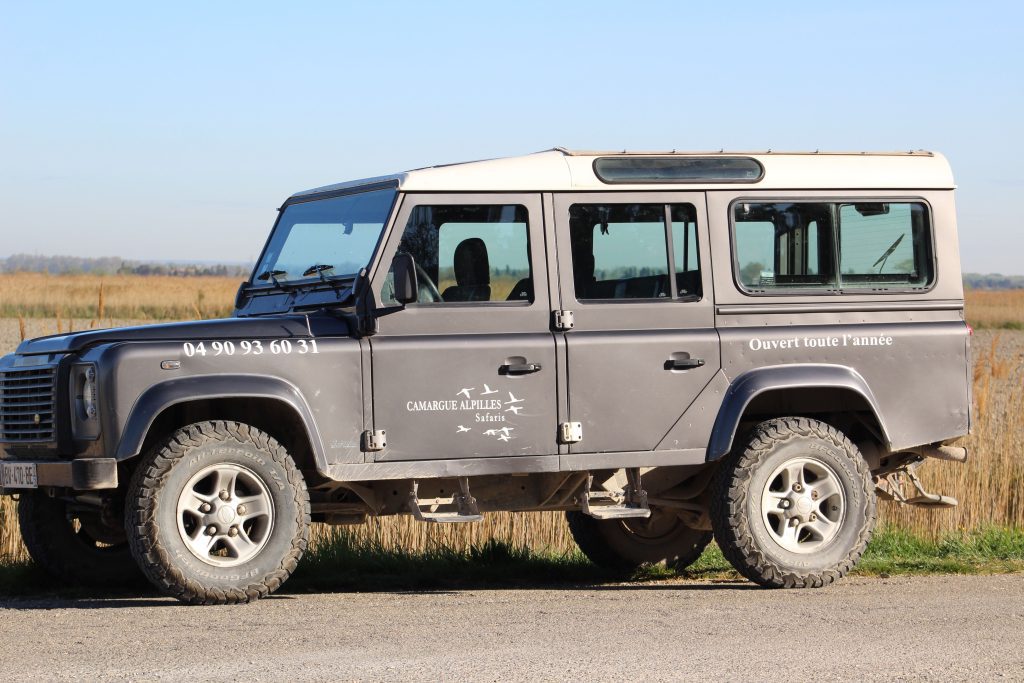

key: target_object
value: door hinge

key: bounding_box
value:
[553,310,575,331]
[362,429,387,452]
[559,421,583,444]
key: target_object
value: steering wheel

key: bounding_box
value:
[415,263,443,303]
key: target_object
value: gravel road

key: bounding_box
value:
[1,574,1020,682]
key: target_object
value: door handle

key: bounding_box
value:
[665,357,705,370]
[500,362,542,375]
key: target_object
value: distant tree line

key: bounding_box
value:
[2,254,1022,287]
[0,254,252,277]
[963,273,1024,289]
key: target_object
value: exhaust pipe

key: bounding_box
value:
[919,444,968,463]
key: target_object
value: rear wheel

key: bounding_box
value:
[711,417,876,588]
[567,507,713,571]
[18,490,139,586]
[125,420,310,604]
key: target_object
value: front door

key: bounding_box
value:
[368,193,558,461]
[553,192,720,454]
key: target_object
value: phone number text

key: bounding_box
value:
[182,340,319,357]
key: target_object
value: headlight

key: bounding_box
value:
[71,363,101,440]
[83,366,98,419]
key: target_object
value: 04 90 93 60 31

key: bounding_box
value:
[181,339,319,357]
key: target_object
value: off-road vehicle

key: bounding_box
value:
[0,149,970,603]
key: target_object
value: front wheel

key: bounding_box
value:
[711,417,876,588]
[125,421,310,604]
[18,490,140,585]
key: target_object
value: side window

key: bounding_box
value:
[382,205,532,305]
[671,204,702,299]
[732,201,932,293]
[569,203,703,301]
[838,203,932,287]
[734,202,837,291]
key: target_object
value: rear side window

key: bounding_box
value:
[733,201,932,293]
[838,203,931,288]
[569,203,702,301]
[671,204,702,298]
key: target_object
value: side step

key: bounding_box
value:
[408,477,483,523]
[578,469,651,520]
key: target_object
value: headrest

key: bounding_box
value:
[454,237,490,286]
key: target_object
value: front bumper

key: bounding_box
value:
[0,457,118,493]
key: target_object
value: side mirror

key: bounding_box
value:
[392,253,418,305]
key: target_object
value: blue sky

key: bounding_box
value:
[1,1,1021,273]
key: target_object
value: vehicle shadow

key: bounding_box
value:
[0,557,758,609]
[0,581,760,610]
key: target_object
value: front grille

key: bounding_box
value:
[0,366,58,443]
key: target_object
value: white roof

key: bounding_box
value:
[292,148,954,197]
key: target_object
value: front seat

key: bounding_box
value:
[442,238,491,302]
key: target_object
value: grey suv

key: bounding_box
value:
[0,149,970,603]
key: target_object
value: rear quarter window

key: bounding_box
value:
[732,200,933,294]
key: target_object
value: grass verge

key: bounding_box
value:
[1,526,1022,599]
[854,526,1024,576]
[291,525,1024,591]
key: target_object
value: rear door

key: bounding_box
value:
[367,193,558,461]
[553,192,720,453]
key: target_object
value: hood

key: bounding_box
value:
[15,314,353,355]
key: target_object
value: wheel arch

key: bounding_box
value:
[706,364,891,462]
[115,375,328,476]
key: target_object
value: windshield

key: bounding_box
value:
[253,188,396,285]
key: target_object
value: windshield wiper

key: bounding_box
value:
[257,269,288,287]
[302,264,336,279]
[299,263,357,300]
[872,234,905,273]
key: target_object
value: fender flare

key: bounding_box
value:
[114,374,328,472]
[706,364,890,461]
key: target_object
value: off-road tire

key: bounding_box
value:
[567,508,713,572]
[711,417,876,588]
[125,421,310,605]
[18,490,140,586]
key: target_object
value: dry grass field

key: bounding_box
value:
[964,288,1024,329]
[2,272,1019,328]
[0,272,241,321]
[0,274,1022,564]
[884,329,1024,536]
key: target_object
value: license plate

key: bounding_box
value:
[1,462,37,489]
